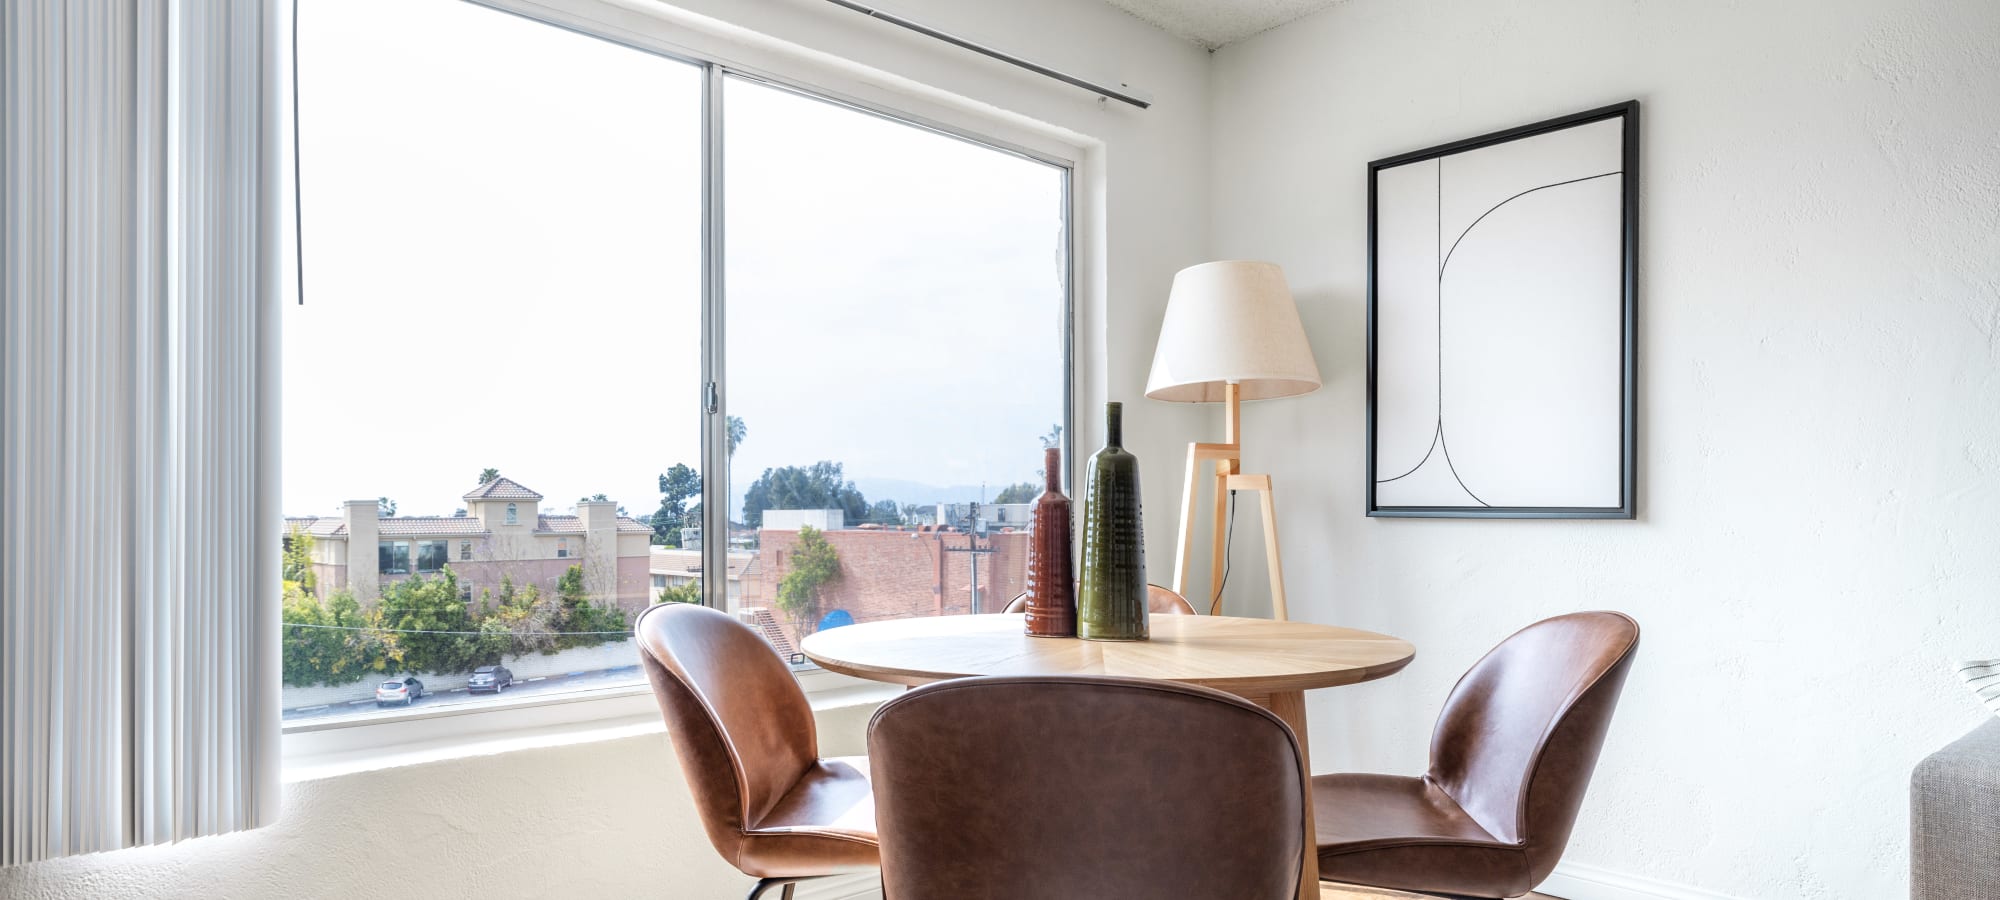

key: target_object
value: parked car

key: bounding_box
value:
[467,665,513,694]
[374,676,426,707]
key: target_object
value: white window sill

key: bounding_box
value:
[282,667,900,782]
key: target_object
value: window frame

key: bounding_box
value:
[378,540,411,576]
[415,539,450,573]
[283,0,1080,745]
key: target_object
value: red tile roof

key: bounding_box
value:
[286,516,347,537]
[538,514,654,535]
[378,517,491,536]
[462,476,543,501]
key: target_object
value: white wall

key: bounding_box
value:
[0,704,881,900]
[1203,0,2000,897]
[0,0,1213,897]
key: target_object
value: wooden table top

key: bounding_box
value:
[799,613,1416,696]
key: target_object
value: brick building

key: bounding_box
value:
[745,527,1029,649]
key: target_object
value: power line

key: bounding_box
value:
[283,622,634,637]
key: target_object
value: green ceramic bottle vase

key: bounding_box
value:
[1077,401,1147,641]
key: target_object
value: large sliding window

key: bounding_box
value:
[725,77,1068,658]
[284,0,1069,723]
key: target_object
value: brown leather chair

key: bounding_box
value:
[1314,611,1641,899]
[635,603,878,900]
[1002,584,1197,615]
[868,675,1305,900]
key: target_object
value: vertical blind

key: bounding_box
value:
[1,0,282,864]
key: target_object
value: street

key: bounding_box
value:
[282,665,644,722]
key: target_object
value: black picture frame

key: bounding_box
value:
[1365,100,1639,519]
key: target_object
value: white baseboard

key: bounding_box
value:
[1541,861,1745,900]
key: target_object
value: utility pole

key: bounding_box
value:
[941,502,996,614]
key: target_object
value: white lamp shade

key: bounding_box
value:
[1145,260,1323,403]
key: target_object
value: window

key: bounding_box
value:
[378,541,410,575]
[283,0,1067,724]
[725,77,1066,661]
[286,0,698,724]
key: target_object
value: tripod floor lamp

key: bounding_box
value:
[1145,261,1323,619]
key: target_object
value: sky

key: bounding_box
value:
[285,0,1066,521]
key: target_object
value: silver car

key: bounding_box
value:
[374,677,425,707]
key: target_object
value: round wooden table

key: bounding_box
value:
[800,613,1416,900]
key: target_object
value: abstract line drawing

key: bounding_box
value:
[1366,102,1639,519]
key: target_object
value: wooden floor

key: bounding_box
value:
[1321,885,1558,900]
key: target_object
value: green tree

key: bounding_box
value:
[376,569,476,673]
[741,461,868,528]
[481,576,559,657]
[1040,423,1063,450]
[655,579,703,605]
[378,496,397,517]
[650,463,702,546]
[990,482,1038,504]
[283,526,317,594]
[478,468,500,485]
[726,415,747,460]
[775,526,841,637]
[864,498,903,525]
[550,564,627,651]
[281,586,391,686]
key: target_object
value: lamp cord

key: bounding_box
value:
[1211,489,1237,613]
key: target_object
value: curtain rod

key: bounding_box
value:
[822,0,1152,110]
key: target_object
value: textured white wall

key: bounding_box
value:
[1202,0,2000,897]
[0,705,877,900]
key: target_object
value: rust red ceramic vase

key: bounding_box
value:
[1024,446,1076,637]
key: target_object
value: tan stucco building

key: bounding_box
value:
[286,476,654,612]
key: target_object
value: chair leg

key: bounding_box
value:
[743,877,804,900]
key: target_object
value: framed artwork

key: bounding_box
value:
[1366,101,1638,519]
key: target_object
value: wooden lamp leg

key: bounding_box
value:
[1259,479,1288,622]
[1219,474,1287,621]
[1174,442,1201,598]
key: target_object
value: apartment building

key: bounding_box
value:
[286,476,655,611]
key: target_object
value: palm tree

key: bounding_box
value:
[726,416,747,460]
[478,467,500,484]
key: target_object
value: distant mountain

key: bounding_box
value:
[849,477,994,507]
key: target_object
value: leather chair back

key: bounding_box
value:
[636,602,819,868]
[1426,611,1640,885]
[1002,584,1197,615]
[868,675,1304,900]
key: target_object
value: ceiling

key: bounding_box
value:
[1098,0,1345,50]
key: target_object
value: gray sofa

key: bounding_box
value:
[1913,717,2000,899]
